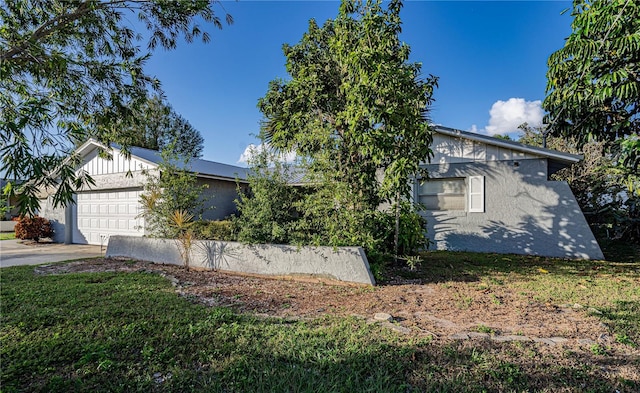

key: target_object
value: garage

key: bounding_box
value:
[72,188,145,245]
[38,140,250,245]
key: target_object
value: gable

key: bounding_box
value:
[78,146,156,176]
[431,133,537,164]
[428,127,581,176]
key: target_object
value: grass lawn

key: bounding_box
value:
[1,252,639,392]
[0,232,15,240]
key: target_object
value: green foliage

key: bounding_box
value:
[248,0,437,263]
[544,0,639,185]
[0,0,231,216]
[373,201,430,256]
[138,143,209,238]
[191,220,237,241]
[235,149,301,244]
[111,95,204,158]
[14,215,53,241]
[237,154,429,270]
[0,192,12,218]
[518,123,639,244]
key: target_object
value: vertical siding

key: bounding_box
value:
[79,148,152,176]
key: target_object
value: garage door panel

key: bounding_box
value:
[74,189,144,245]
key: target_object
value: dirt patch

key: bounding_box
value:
[35,258,635,352]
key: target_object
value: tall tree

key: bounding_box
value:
[118,96,204,158]
[255,0,437,257]
[1,0,231,215]
[543,0,639,182]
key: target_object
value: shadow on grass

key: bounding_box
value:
[380,250,640,286]
[599,238,640,263]
[4,314,639,392]
[1,265,639,392]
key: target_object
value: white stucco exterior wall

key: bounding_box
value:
[420,158,604,260]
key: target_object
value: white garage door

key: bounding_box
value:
[73,189,145,245]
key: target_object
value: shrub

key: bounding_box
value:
[14,216,53,242]
[374,202,430,256]
[192,220,237,241]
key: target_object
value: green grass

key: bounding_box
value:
[394,251,640,346]
[2,252,640,392]
[1,266,424,392]
[0,232,15,240]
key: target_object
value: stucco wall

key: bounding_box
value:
[420,158,604,260]
[38,197,68,243]
[106,236,376,285]
[198,178,246,220]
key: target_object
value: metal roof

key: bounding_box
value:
[128,145,251,182]
[75,139,250,182]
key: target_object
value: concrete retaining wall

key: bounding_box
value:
[0,221,15,232]
[106,235,376,285]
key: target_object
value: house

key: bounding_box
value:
[39,139,250,245]
[416,126,604,260]
[0,179,22,220]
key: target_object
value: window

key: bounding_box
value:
[418,176,485,212]
[418,178,466,211]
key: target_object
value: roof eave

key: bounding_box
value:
[433,126,582,165]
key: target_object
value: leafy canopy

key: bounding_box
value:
[112,95,205,159]
[543,0,639,176]
[138,142,209,239]
[1,0,231,216]
[244,0,436,260]
[260,0,437,207]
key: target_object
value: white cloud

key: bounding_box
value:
[470,98,543,136]
[237,143,296,165]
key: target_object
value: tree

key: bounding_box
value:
[543,0,639,183]
[138,143,208,239]
[115,95,204,158]
[1,0,231,216]
[255,0,437,260]
[235,148,302,245]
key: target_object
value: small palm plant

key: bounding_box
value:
[169,209,195,269]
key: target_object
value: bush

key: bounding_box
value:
[191,220,237,241]
[14,216,53,242]
[374,202,430,256]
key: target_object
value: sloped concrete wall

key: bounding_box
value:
[106,235,376,285]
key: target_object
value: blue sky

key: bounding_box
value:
[143,1,573,166]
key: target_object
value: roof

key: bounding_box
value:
[75,139,251,182]
[433,126,582,174]
[128,145,251,182]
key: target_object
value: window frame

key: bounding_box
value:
[417,175,485,213]
[417,177,466,212]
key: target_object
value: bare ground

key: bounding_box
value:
[32,258,640,388]
[35,258,631,345]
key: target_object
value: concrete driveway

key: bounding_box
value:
[0,240,105,267]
